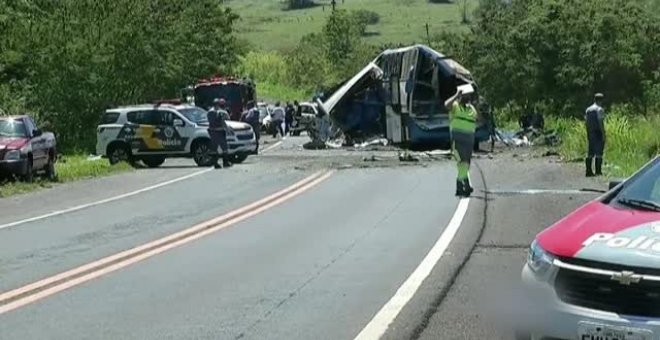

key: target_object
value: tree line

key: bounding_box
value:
[431,0,660,117]
[0,0,240,152]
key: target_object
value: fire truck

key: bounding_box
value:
[181,76,257,121]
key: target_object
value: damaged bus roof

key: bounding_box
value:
[317,44,489,147]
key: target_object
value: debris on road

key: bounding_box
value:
[398,152,419,162]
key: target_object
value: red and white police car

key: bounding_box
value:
[520,156,660,340]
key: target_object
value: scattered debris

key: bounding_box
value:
[398,152,419,162]
[87,155,102,161]
[357,138,389,148]
[542,150,560,157]
[363,155,379,162]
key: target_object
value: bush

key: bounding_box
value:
[239,9,379,100]
[557,107,660,176]
[353,9,380,26]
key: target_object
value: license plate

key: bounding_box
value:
[578,322,653,340]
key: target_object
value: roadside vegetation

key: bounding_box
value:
[0,156,132,197]
[0,0,658,198]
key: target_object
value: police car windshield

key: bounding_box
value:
[179,107,208,124]
[0,118,27,138]
[616,159,660,209]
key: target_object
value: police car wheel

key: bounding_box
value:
[108,145,131,165]
[192,140,213,167]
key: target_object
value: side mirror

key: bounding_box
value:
[32,129,43,137]
[173,119,184,127]
[609,179,624,190]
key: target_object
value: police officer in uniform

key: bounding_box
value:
[445,88,479,197]
[242,101,261,154]
[585,93,606,177]
[207,98,231,169]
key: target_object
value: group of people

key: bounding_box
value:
[446,90,607,198]
[267,101,302,138]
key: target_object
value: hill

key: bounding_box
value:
[228,0,477,51]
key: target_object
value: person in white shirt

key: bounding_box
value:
[270,102,285,138]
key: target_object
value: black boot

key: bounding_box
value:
[222,154,232,168]
[595,158,603,176]
[463,179,474,196]
[585,157,595,177]
[455,180,465,197]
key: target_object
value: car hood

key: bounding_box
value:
[537,200,660,268]
[0,137,28,150]
[225,120,251,130]
[196,120,251,130]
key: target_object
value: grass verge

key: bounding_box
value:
[0,155,132,198]
[548,112,660,177]
[258,81,312,102]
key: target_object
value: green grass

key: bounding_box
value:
[258,81,312,102]
[0,155,132,198]
[552,112,660,177]
[228,0,476,51]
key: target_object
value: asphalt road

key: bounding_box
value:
[0,136,608,340]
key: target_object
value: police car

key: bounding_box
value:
[96,103,257,167]
[519,156,660,340]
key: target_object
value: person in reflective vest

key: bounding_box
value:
[207,98,231,169]
[445,88,478,197]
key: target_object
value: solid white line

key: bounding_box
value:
[0,169,214,231]
[261,141,283,153]
[354,198,471,340]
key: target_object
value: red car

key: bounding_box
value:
[0,115,57,182]
[520,156,660,340]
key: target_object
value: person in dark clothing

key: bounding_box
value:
[207,98,231,169]
[530,107,545,131]
[285,102,295,135]
[585,93,606,177]
[242,101,261,154]
[519,107,533,131]
[294,100,301,117]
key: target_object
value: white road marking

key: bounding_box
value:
[0,169,214,231]
[0,141,285,232]
[262,141,283,153]
[486,189,593,195]
[354,198,471,340]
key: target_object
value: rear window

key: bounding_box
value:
[101,112,120,124]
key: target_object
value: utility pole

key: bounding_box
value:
[425,23,430,45]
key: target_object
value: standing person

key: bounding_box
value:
[207,98,231,169]
[285,102,295,135]
[271,101,285,138]
[294,100,301,118]
[242,101,261,154]
[445,88,479,197]
[585,93,606,177]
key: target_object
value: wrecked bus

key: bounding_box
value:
[317,45,491,148]
[182,76,257,121]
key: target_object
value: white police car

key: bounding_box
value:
[96,103,257,167]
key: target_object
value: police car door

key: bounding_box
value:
[123,110,159,155]
[153,109,188,154]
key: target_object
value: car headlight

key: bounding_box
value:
[226,129,235,137]
[527,240,555,275]
[4,150,20,161]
